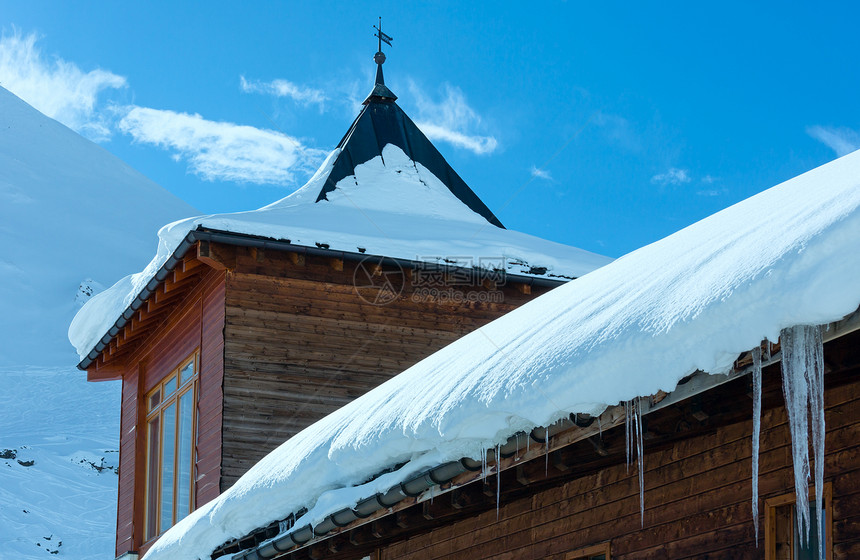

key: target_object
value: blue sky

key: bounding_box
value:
[2,1,858,258]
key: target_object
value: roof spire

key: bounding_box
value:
[365,17,397,104]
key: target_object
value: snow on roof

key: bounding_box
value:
[142,151,860,560]
[68,144,611,362]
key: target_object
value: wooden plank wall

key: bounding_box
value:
[113,268,225,557]
[378,375,860,560]
[221,249,549,490]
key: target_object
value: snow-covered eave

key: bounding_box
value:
[222,307,860,560]
[76,227,572,371]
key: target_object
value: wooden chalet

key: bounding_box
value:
[138,147,860,560]
[75,49,609,559]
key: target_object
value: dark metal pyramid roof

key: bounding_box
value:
[313,58,504,229]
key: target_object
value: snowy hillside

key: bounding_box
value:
[0,367,121,558]
[0,85,198,367]
[0,86,199,558]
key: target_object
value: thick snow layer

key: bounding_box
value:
[0,86,198,366]
[144,151,860,559]
[69,144,611,361]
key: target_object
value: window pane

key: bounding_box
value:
[795,503,822,560]
[164,375,177,398]
[175,389,194,523]
[148,390,161,411]
[160,403,176,531]
[145,417,160,539]
[179,359,195,385]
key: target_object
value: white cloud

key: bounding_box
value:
[696,189,723,197]
[806,125,860,157]
[593,111,641,152]
[240,76,326,110]
[0,30,126,140]
[530,166,552,181]
[118,106,326,185]
[409,82,498,155]
[700,174,717,184]
[414,123,498,155]
[651,168,691,186]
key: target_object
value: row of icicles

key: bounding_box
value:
[473,325,826,558]
[621,324,826,559]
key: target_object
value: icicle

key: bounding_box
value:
[625,400,632,473]
[598,416,603,438]
[635,397,645,527]
[481,445,488,482]
[751,345,762,544]
[545,427,550,476]
[806,328,826,560]
[496,444,502,520]
[780,324,825,557]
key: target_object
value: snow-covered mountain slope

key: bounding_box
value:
[0,86,199,558]
[0,366,120,558]
[0,85,198,366]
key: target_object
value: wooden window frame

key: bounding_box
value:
[764,482,833,560]
[143,351,199,543]
[566,541,611,560]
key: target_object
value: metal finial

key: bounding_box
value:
[365,17,397,99]
[373,17,393,65]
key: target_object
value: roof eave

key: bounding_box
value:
[76,227,571,371]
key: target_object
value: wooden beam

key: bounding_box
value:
[119,322,151,346]
[154,284,188,304]
[173,260,202,283]
[328,257,344,272]
[287,251,306,266]
[87,364,123,382]
[421,501,434,520]
[450,487,469,509]
[551,449,572,472]
[139,302,170,323]
[306,544,326,560]
[164,274,198,294]
[251,247,266,263]
[197,240,235,270]
[514,282,532,295]
[181,256,203,273]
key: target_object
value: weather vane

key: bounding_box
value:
[373,17,393,66]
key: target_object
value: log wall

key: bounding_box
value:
[377,374,860,560]
[221,249,551,490]
[112,267,225,557]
